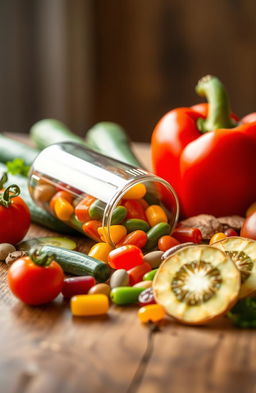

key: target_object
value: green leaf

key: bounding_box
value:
[227,298,256,328]
[6,158,30,177]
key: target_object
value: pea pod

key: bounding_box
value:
[124,219,150,233]
[143,269,158,281]
[110,287,144,305]
[144,222,171,251]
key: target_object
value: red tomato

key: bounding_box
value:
[0,186,30,244]
[108,245,143,270]
[8,256,64,305]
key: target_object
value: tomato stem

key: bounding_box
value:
[29,249,55,267]
[0,184,21,208]
[196,75,236,133]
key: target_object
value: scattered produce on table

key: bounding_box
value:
[2,77,256,330]
[151,75,256,217]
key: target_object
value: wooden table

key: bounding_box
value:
[0,139,255,393]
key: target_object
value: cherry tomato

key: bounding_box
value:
[0,179,30,244]
[224,228,238,237]
[158,235,180,251]
[108,245,143,270]
[8,255,64,305]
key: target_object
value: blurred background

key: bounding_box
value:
[0,0,255,142]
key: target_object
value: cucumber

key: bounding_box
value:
[30,119,85,150]
[85,122,143,167]
[0,163,77,234]
[0,134,39,165]
[40,245,111,282]
[18,237,77,251]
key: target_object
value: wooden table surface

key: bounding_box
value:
[0,138,256,393]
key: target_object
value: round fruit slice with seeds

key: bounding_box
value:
[212,236,256,298]
[153,245,240,325]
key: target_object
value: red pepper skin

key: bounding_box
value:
[152,96,256,217]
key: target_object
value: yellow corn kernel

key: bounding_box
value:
[88,242,114,263]
[209,232,227,245]
[145,205,168,227]
[123,183,147,200]
[71,294,109,316]
[54,197,74,221]
[98,225,127,244]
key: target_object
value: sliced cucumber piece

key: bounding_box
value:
[18,237,77,251]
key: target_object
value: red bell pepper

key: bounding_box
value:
[151,75,256,217]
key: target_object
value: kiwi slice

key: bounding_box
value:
[18,237,77,251]
[153,245,240,325]
[212,237,256,298]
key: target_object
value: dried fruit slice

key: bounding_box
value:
[153,245,240,325]
[212,237,256,298]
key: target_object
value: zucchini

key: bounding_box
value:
[85,122,143,167]
[0,163,77,234]
[40,245,111,282]
[0,134,39,165]
[18,237,77,251]
[30,119,85,150]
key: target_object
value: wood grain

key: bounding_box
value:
[0,142,256,393]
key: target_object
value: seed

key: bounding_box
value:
[171,260,222,306]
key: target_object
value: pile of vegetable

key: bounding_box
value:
[1,74,256,328]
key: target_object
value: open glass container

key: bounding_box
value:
[29,143,179,247]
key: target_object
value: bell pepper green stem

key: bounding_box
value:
[0,184,20,208]
[196,75,236,133]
